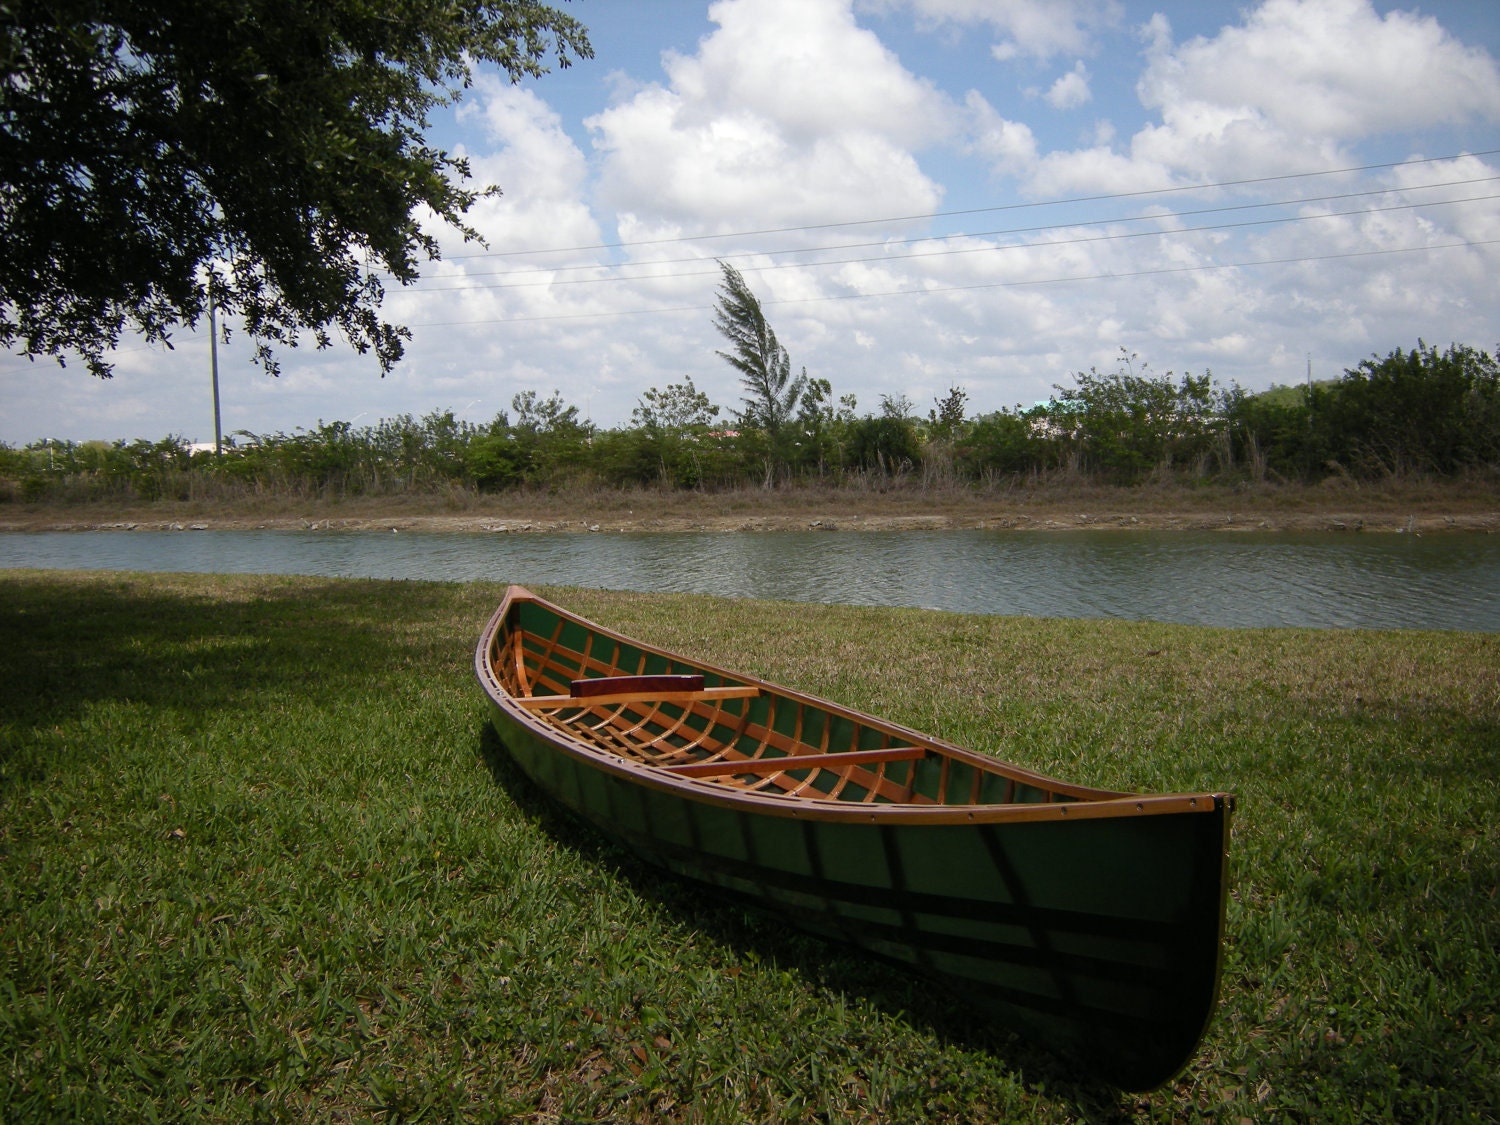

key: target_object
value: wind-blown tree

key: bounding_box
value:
[712,261,807,444]
[1,0,590,377]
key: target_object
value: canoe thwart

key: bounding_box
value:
[516,683,762,710]
[662,746,927,778]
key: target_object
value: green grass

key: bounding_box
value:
[1,572,1496,1122]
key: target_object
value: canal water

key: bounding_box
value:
[4,528,1497,632]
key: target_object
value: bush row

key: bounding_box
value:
[4,341,1496,504]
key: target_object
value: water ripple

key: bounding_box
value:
[3,529,1497,632]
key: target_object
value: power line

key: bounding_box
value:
[409,189,1500,293]
[437,148,1500,261]
[405,237,1500,329]
[416,174,1500,286]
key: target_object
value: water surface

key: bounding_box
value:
[4,528,1496,631]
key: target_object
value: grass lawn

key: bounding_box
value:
[1,571,1495,1122]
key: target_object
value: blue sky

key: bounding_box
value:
[5,0,1499,446]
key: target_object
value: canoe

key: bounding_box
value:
[475,585,1234,1090]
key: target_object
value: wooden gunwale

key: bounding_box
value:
[475,587,1230,826]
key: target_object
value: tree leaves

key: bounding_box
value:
[0,0,591,378]
[711,261,806,439]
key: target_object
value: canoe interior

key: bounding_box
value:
[491,593,1096,808]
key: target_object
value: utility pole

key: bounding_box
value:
[1306,352,1313,431]
[209,280,223,457]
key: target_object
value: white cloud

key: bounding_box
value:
[1128,0,1500,183]
[1044,62,1092,110]
[448,78,603,256]
[972,0,1500,193]
[1140,0,1500,140]
[588,0,952,231]
[966,89,1038,174]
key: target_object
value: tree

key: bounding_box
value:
[1053,349,1219,483]
[928,386,968,439]
[508,389,590,484]
[631,377,723,488]
[632,377,720,434]
[712,261,806,439]
[1314,341,1500,476]
[1,0,590,378]
[790,377,856,476]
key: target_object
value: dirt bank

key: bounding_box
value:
[3,497,1495,536]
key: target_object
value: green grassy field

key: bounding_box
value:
[1,571,1495,1122]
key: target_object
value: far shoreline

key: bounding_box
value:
[2,481,1495,536]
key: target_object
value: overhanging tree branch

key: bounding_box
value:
[0,0,591,377]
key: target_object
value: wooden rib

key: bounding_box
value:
[509,629,531,696]
[550,698,687,765]
[661,696,762,773]
[578,629,597,692]
[752,699,810,795]
[599,662,714,745]
[898,760,918,803]
[658,703,728,756]
[738,691,777,765]
[630,696,744,762]
[599,698,693,751]
[748,755,915,804]
[533,618,571,683]
[549,694,744,767]
[663,747,925,778]
[579,693,732,761]
[780,711,835,798]
[585,700,665,740]
[822,720,860,801]
[721,715,930,803]
[523,630,575,697]
[560,714,660,764]
[625,701,725,762]
[728,694,833,799]
[509,626,933,805]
